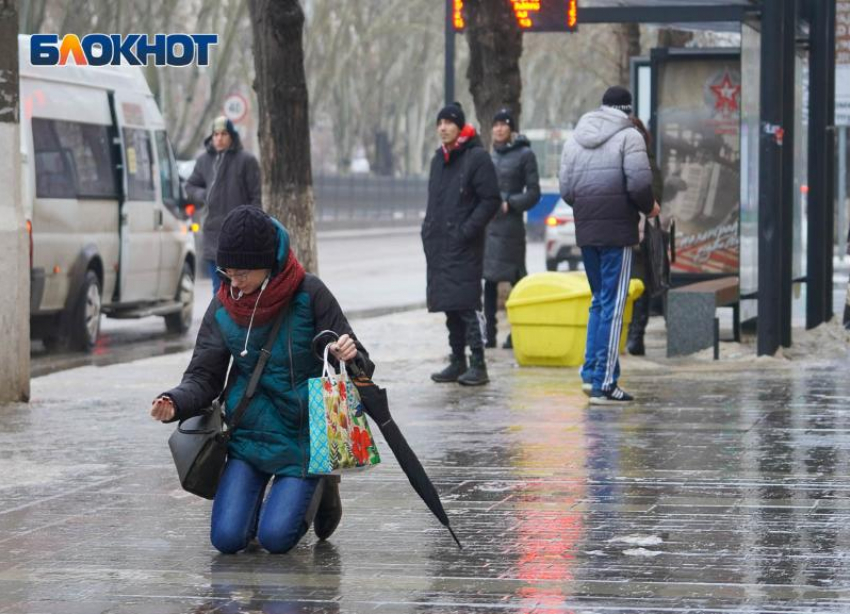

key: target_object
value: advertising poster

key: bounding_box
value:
[657,56,741,276]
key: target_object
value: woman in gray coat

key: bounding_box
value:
[483,109,540,349]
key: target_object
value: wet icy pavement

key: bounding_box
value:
[3,309,850,613]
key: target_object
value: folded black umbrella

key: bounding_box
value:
[312,331,462,549]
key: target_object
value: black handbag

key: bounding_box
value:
[168,306,288,499]
[642,216,671,298]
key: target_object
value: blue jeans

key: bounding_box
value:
[210,458,320,554]
[580,246,633,393]
[207,259,221,294]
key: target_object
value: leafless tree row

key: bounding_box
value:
[18,0,728,175]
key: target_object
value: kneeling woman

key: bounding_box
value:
[150,205,373,554]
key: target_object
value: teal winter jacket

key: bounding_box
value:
[163,221,373,477]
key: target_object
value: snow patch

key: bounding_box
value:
[623,547,664,557]
[608,535,664,546]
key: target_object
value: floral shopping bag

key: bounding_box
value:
[308,347,380,475]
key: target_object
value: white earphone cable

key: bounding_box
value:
[239,276,271,357]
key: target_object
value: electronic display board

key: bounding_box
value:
[453,0,578,32]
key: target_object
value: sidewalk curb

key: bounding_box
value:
[317,226,420,240]
[348,302,426,320]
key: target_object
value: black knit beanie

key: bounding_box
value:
[436,102,465,129]
[602,86,633,115]
[492,108,515,130]
[216,205,277,270]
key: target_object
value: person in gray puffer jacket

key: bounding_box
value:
[186,116,262,292]
[483,108,541,349]
[559,86,659,406]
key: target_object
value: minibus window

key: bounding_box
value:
[124,128,156,202]
[31,118,118,199]
[32,118,76,199]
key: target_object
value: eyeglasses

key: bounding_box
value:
[216,267,251,282]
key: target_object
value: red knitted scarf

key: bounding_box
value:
[217,250,306,326]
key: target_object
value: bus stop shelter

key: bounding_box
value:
[445,0,837,357]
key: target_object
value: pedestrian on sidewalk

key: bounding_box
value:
[626,117,665,356]
[150,205,373,554]
[559,86,659,405]
[483,108,541,350]
[423,102,501,386]
[185,116,262,294]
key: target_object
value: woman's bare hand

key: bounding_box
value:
[150,396,175,422]
[329,334,358,363]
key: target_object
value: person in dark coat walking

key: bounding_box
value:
[422,102,501,386]
[150,206,373,554]
[559,86,659,405]
[483,108,541,350]
[186,116,262,293]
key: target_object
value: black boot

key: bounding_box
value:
[485,322,497,348]
[627,295,649,356]
[501,333,513,350]
[458,352,489,386]
[314,477,342,541]
[431,354,467,383]
[627,337,645,356]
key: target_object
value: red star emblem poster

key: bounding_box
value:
[709,72,741,116]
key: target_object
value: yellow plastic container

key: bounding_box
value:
[505,272,644,367]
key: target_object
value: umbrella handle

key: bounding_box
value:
[311,330,363,377]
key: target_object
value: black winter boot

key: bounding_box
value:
[627,295,649,356]
[627,337,645,356]
[458,352,489,386]
[314,476,342,541]
[431,354,468,383]
[485,323,497,348]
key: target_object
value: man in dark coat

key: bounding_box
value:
[626,117,665,356]
[483,108,541,350]
[422,102,501,386]
[186,116,262,292]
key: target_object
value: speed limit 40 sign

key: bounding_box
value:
[223,93,248,123]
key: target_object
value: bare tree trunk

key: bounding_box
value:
[249,0,318,273]
[462,0,522,150]
[0,0,30,402]
[616,23,641,87]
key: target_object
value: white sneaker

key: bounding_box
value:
[589,386,633,405]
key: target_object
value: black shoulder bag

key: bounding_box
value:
[642,216,671,298]
[168,306,288,500]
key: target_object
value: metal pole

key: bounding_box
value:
[839,128,847,259]
[808,0,833,330]
[778,0,795,348]
[824,0,837,322]
[758,0,794,355]
[444,0,455,105]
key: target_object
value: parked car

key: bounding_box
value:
[544,199,581,271]
[19,35,196,351]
